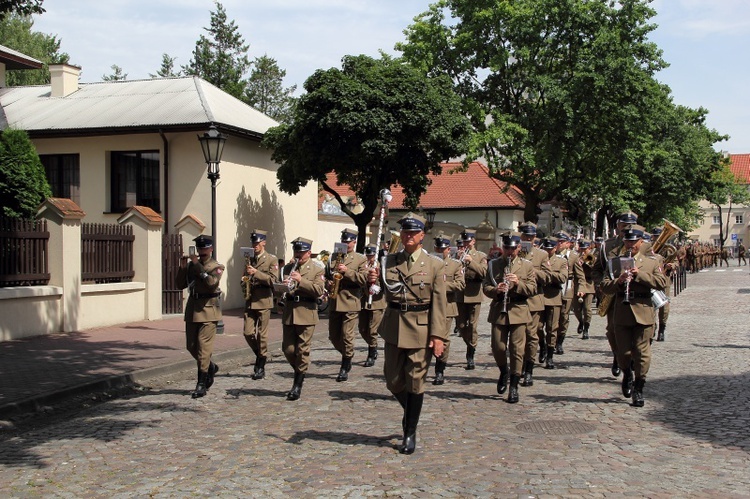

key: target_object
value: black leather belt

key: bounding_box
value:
[291,295,317,303]
[193,292,220,299]
[468,278,483,283]
[389,302,430,312]
[498,295,527,304]
[617,292,650,299]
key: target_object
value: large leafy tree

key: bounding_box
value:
[182,1,250,100]
[263,55,471,250]
[0,128,51,218]
[245,54,297,123]
[398,0,681,224]
[0,14,69,86]
[703,160,750,249]
[0,0,44,18]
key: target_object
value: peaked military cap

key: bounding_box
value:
[460,228,477,240]
[291,237,313,252]
[433,232,451,249]
[398,212,426,231]
[621,224,646,241]
[541,237,558,250]
[518,221,537,236]
[340,228,358,242]
[364,244,377,256]
[617,211,638,224]
[502,231,522,248]
[194,235,213,248]
[250,229,267,243]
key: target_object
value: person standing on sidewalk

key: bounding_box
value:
[369,212,447,454]
[280,237,325,401]
[431,232,465,385]
[176,235,224,399]
[242,229,279,380]
[326,228,369,382]
[601,225,668,407]
[483,232,536,403]
[358,244,385,368]
[738,242,747,266]
[455,229,488,370]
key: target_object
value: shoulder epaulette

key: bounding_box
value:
[311,259,325,269]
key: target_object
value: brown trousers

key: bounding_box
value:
[328,310,359,358]
[491,323,526,376]
[244,308,271,358]
[383,342,431,395]
[185,321,216,372]
[283,324,315,373]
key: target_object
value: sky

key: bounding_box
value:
[30,0,750,153]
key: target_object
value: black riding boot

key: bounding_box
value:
[206,361,219,389]
[252,356,266,380]
[621,367,634,398]
[363,346,378,367]
[611,356,621,377]
[577,322,584,335]
[399,393,424,454]
[581,323,590,340]
[192,371,208,398]
[632,378,645,407]
[656,323,665,342]
[336,356,352,382]
[497,366,509,395]
[466,345,476,370]
[286,371,305,401]
[545,347,555,369]
[556,334,566,354]
[522,360,534,387]
[508,374,520,404]
[538,345,547,363]
[433,360,446,385]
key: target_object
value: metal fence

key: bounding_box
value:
[81,223,135,284]
[0,217,50,287]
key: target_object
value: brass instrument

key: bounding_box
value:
[582,251,596,267]
[652,219,682,265]
[240,247,255,301]
[276,258,299,307]
[387,231,402,255]
[328,251,345,299]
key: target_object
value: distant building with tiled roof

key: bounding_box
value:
[689,153,750,251]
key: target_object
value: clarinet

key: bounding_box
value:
[622,250,633,304]
[501,256,511,313]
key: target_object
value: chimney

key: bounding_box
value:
[49,63,81,97]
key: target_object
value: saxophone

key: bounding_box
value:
[241,250,256,301]
[328,251,345,299]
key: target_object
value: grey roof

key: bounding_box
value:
[0,76,278,138]
[0,44,43,70]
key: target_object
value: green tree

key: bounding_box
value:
[703,160,750,250]
[263,55,471,250]
[398,0,672,224]
[245,54,297,123]
[182,1,250,99]
[0,0,44,18]
[102,64,127,81]
[150,53,180,78]
[0,128,51,218]
[0,14,69,86]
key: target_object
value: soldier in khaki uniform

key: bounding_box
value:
[518,222,548,386]
[359,244,385,367]
[573,240,596,339]
[369,212,447,454]
[601,226,668,407]
[455,229,488,370]
[431,232,465,385]
[176,235,224,399]
[242,229,279,380]
[280,237,326,401]
[326,228,369,381]
[540,237,568,370]
[483,232,536,403]
[553,232,578,355]
[738,242,747,266]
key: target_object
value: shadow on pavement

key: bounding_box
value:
[283,429,400,448]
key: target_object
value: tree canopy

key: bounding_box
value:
[102,64,127,81]
[398,0,725,232]
[245,54,297,123]
[0,128,51,219]
[263,54,471,249]
[0,0,44,18]
[0,13,68,86]
[702,159,750,248]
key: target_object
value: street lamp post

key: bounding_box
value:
[425,209,436,232]
[197,124,227,332]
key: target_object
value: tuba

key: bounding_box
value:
[652,219,682,265]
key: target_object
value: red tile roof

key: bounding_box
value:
[320,161,524,210]
[730,153,750,183]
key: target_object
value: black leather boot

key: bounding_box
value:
[507,374,520,404]
[252,356,266,380]
[286,371,305,401]
[433,360,446,385]
[621,368,633,398]
[611,356,621,377]
[632,377,645,407]
[497,367,509,395]
[556,334,565,354]
[400,393,424,454]
[577,322,584,335]
[521,360,534,387]
[206,361,219,389]
[545,347,555,369]
[538,346,547,363]
[581,323,590,340]
[192,371,208,398]
[466,345,476,370]
[656,324,665,342]
[336,356,352,382]
[363,346,378,367]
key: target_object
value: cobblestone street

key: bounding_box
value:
[1,268,749,497]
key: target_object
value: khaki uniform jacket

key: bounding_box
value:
[176,258,224,323]
[456,248,488,304]
[573,255,596,294]
[601,253,668,326]
[281,259,325,326]
[483,256,536,325]
[378,249,448,349]
[527,247,549,312]
[559,250,578,299]
[542,254,568,306]
[328,251,368,313]
[443,256,466,318]
[243,251,279,310]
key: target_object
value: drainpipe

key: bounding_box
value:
[159,130,169,230]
